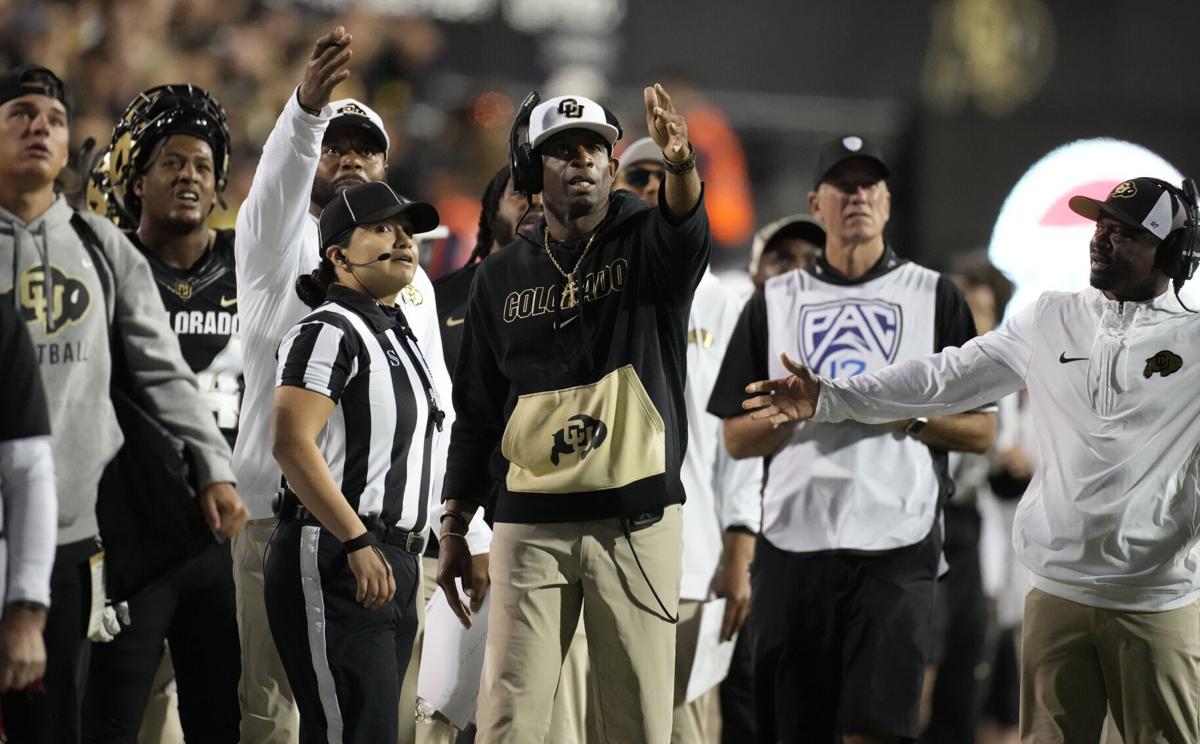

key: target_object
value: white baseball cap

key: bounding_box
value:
[616,137,663,173]
[529,95,622,151]
[328,98,390,155]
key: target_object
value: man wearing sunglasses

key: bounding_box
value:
[616,138,762,743]
[616,137,667,205]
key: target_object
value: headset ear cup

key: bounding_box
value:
[1156,232,1182,277]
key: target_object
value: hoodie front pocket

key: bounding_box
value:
[501,365,665,494]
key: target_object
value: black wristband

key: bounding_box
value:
[439,510,469,527]
[7,600,48,613]
[295,88,321,117]
[343,530,380,553]
[725,525,756,536]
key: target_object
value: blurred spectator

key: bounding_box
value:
[747,213,825,287]
[921,255,1016,744]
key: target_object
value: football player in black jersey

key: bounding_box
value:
[82,85,241,743]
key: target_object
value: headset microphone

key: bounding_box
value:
[339,251,394,267]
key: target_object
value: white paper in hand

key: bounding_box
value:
[684,597,738,702]
[417,585,491,729]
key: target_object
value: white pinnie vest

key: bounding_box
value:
[763,262,941,552]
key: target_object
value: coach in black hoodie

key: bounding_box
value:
[438,85,707,743]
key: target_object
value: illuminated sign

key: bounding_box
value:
[988,138,1197,315]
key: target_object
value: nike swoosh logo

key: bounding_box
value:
[444,316,464,327]
[1059,352,1087,364]
[219,296,238,308]
[553,314,578,330]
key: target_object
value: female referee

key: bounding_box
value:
[265,181,444,743]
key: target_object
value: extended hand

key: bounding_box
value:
[643,83,690,165]
[0,606,46,691]
[710,559,751,642]
[198,482,250,538]
[436,535,488,629]
[347,544,395,610]
[299,26,353,112]
[742,353,821,427]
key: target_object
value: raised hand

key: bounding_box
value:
[298,26,353,112]
[643,83,690,164]
[741,353,821,427]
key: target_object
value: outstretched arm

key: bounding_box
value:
[643,83,701,219]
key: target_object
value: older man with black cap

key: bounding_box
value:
[436,83,707,744]
[232,26,488,743]
[707,135,995,744]
[733,175,1200,744]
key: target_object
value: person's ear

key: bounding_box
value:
[133,175,145,198]
[325,243,344,265]
[807,190,820,216]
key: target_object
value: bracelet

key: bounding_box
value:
[343,531,380,553]
[439,510,469,527]
[663,143,696,175]
[904,417,929,437]
[295,89,321,117]
[439,531,468,542]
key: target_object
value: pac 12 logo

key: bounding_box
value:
[799,299,902,378]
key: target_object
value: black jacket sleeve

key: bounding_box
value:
[0,301,50,441]
[442,269,510,508]
[933,276,978,352]
[707,289,769,419]
[640,186,712,308]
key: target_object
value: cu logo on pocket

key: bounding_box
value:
[557,98,585,119]
[799,299,902,378]
[550,414,608,466]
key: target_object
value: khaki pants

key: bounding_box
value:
[232,518,300,744]
[1020,588,1200,744]
[670,600,710,744]
[477,506,683,744]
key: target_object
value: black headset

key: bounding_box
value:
[507,91,624,200]
[508,91,543,197]
[1147,177,1200,289]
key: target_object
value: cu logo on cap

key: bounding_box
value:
[557,98,585,119]
[1111,181,1137,198]
[340,103,366,116]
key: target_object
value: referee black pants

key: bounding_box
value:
[81,542,241,743]
[264,520,420,744]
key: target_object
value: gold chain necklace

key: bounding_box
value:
[543,227,598,309]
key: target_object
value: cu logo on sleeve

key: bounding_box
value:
[799,299,902,378]
[550,414,608,466]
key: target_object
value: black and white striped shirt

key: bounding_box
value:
[275,285,444,532]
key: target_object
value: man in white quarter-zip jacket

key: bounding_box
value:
[741,176,1200,744]
[232,26,489,743]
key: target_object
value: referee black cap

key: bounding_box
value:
[815,135,889,189]
[320,181,440,248]
[0,64,71,117]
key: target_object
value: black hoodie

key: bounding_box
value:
[442,188,711,523]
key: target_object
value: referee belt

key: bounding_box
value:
[275,491,427,555]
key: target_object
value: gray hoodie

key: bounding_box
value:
[0,196,235,545]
